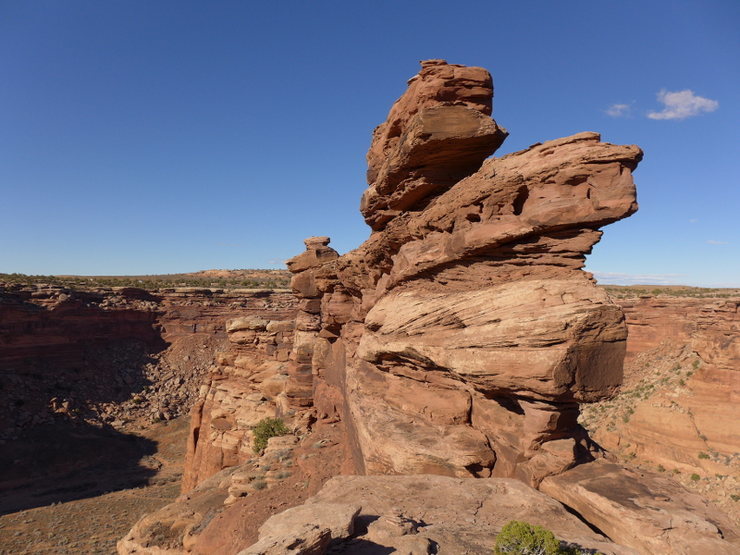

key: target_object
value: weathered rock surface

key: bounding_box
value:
[242,475,634,554]
[362,59,508,231]
[285,60,642,486]
[117,422,350,554]
[541,460,739,554]
[181,312,295,491]
[120,61,739,555]
[0,283,297,441]
[242,502,360,554]
[581,294,740,523]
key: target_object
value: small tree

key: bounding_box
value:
[494,520,562,555]
[252,417,289,453]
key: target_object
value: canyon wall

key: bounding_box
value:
[0,283,297,441]
[181,313,295,490]
[582,295,739,517]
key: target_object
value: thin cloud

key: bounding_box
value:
[647,89,718,120]
[591,271,684,286]
[706,240,729,245]
[606,103,631,117]
[266,258,286,265]
[688,218,699,224]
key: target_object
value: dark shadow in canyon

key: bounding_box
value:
[0,288,170,514]
[0,421,159,515]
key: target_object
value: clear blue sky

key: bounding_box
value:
[1,1,738,286]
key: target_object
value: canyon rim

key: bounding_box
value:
[2,59,737,555]
[115,61,738,554]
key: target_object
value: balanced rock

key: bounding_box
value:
[283,59,643,486]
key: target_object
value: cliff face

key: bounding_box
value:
[0,283,297,441]
[284,59,642,486]
[181,314,295,491]
[581,295,739,518]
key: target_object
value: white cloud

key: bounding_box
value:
[647,89,718,120]
[606,103,631,117]
[591,271,684,286]
[706,240,729,245]
[688,218,699,224]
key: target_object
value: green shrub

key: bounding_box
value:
[494,520,564,554]
[698,452,710,460]
[690,473,701,481]
[252,417,289,453]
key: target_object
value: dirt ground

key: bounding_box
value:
[0,415,190,555]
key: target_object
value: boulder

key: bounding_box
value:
[541,460,740,554]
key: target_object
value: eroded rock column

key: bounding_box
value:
[285,59,643,486]
[285,236,339,409]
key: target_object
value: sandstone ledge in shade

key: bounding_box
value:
[239,474,635,554]
[540,460,740,554]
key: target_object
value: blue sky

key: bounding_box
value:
[1,1,738,286]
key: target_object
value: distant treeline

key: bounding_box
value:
[602,285,739,299]
[0,271,292,290]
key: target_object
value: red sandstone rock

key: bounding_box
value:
[243,475,634,554]
[282,60,642,485]
[541,460,739,554]
[582,295,739,521]
[362,59,508,231]
[0,284,297,442]
[181,314,295,491]
[121,61,739,554]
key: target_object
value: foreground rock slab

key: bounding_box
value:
[540,460,740,554]
[241,475,635,554]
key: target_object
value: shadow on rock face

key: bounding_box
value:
[0,420,158,515]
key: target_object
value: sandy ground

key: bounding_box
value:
[0,416,190,555]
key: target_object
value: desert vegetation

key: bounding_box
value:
[0,269,291,291]
[602,285,739,298]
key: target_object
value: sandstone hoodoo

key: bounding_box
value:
[286,59,642,485]
[118,61,738,554]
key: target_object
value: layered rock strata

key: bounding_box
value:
[610,296,739,467]
[285,59,642,486]
[182,313,296,491]
[120,61,739,554]
[581,295,739,520]
[0,283,297,441]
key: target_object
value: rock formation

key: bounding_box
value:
[0,283,297,441]
[284,59,641,486]
[604,296,739,468]
[119,61,738,554]
[243,475,633,554]
[182,313,296,490]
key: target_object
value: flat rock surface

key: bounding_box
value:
[540,460,740,554]
[242,474,634,554]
